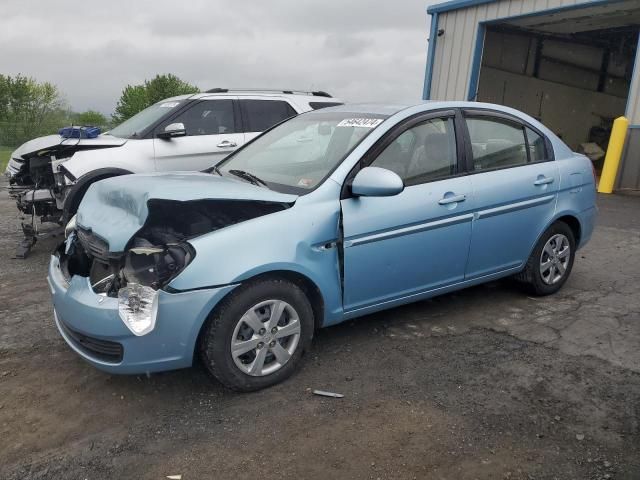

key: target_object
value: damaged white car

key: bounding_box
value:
[4,88,341,257]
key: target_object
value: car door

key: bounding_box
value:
[239,98,299,143]
[340,111,474,312]
[153,98,245,171]
[462,110,559,279]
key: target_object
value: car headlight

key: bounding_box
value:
[65,214,77,238]
[118,283,159,336]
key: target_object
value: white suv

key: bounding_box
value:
[5,89,342,256]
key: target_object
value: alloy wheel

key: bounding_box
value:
[540,233,570,285]
[230,299,301,376]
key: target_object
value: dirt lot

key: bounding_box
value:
[1,177,639,480]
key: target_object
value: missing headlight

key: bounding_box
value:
[122,241,194,290]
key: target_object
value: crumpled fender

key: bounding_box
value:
[76,172,298,252]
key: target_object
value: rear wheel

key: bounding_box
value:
[199,278,314,391]
[517,221,576,296]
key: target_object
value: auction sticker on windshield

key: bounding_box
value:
[337,118,383,128]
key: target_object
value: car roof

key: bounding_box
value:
[306,100,542,117]
[312,103,413,116]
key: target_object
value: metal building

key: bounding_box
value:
[423,0,640,191]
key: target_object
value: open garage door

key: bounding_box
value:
[476,0,640,174]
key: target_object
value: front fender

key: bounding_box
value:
[61,139,154,179]
[167,193,344,325]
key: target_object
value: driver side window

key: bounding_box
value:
[161,100,236,136]
[370,117,457,186]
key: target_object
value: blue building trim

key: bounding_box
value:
[467,23,486,100]
[427,0,496,15]
[422,12,439,100]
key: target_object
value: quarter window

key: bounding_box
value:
[241,100,297,132]
[163,100,235,136]
[526,127,547,162]
[370,117,457,186]
[466,117,528,170]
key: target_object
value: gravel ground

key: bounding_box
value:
[1,176,639,480]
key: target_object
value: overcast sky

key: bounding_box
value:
[0,0,433,115]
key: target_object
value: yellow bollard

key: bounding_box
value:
[598,116,629,194]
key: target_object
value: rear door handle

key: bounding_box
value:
[217,140,237,148]
[438,194,466,205]
[534,176,554,186]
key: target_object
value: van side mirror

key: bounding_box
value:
[351,167,404,197]
[157,122,186,139]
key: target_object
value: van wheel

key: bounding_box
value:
[199,278,314,392]
[517,221,576,296]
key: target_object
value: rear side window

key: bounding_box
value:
[466,117,528,170]
[241,100,297,132]
[309,102,344,110]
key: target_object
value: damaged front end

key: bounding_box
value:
[58,197,290,336]
[60,223,195,335]
[5,134,125,258]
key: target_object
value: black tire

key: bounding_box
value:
[199,278,314,392]
[516,221,576,296]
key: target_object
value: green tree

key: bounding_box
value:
[112,74,198,124]
[75,109,109,128]
[0,74,66,147]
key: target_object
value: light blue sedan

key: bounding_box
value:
[49,102,597,391]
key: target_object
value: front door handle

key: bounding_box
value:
[217,140,237,148]
[534,176,554,186]
[438,194,466,205]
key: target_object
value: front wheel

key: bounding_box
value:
[199,278,314,392]
[517,221,576,296]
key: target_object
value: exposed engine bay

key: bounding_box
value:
[59,198,290,296]
[57,198,290,335]
[5,136,123,258]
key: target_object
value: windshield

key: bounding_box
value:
[109,100,184,139]
[218,111,387,194]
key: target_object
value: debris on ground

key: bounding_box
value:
[313,390,344,398]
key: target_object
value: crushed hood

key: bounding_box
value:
[11,133,126,160]
[76,172,298,252]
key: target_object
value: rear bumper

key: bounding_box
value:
[48,255,237,374]
[577,206,597,249]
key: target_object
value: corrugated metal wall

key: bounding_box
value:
[429,0,640,125]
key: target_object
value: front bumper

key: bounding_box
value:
[48,255,237,374]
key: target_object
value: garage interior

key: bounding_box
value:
[475,0,640,172]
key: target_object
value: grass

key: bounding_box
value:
[0,147,12,172]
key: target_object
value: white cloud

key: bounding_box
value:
[0,0,433,114]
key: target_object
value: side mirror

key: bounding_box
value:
[157,122,186,139]
[351,166,404,197]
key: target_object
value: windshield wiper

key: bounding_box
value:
[228,169,268,187]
